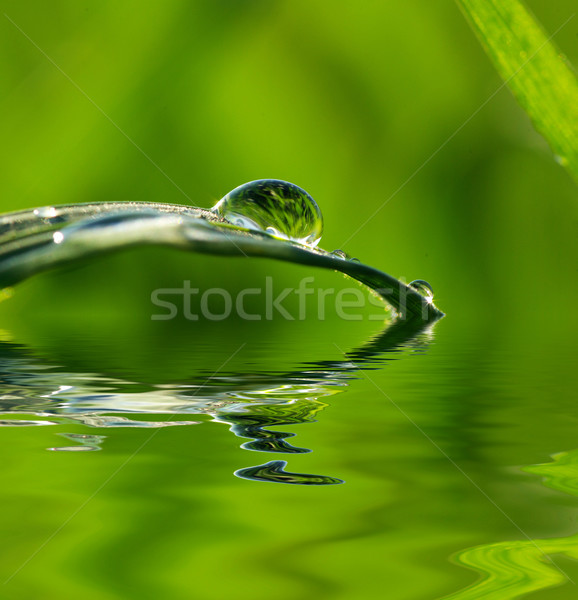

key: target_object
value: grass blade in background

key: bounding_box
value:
[456,0,578,182]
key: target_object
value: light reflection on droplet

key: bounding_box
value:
[53,231,64,244]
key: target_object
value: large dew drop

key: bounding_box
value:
[212,179,323,247]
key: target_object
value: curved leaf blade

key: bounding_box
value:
[0,202,444,321]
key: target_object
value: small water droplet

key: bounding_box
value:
[33,206,58,219]
[52,231,64,244]
[330,249,360,262]
[331,249,348,259]
[409,279,434,301]
[212,179,323,247]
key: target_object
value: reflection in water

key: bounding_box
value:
[442,450,578,599]
[48,432,106,452]
[216,401,325,454]
[235,460,345,485]
[0,318,436,484]
[218,400,345,484]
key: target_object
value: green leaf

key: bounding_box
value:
[0,202,443,322]
[456,0,578,181]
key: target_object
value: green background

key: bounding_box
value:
[1,2,578,599]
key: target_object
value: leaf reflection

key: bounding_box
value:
[0,317,438,484]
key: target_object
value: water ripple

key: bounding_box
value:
[442,449,578,599]
[235,460,344,485]
[0,318,435,483]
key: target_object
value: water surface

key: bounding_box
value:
[1,316,577,600]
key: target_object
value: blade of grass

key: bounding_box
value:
[0,203,444,321]
[456,0,578,182]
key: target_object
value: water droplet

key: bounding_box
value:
[33,206,58,219]
[52,231,64,244]
[331,249,360,262]
[409,279,434,301]
[331,249,348,259]
[212,179,323,247]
